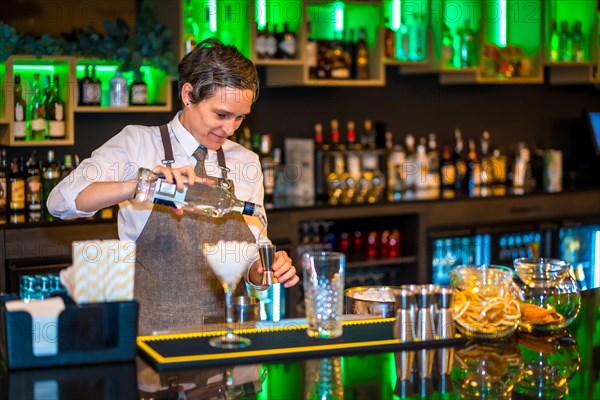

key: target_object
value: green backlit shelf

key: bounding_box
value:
[0,55,173,147]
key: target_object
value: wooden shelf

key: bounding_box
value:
[476,76,544,84]
[73,105,171,113]
[346,256,418,269]
[254,59,305,67]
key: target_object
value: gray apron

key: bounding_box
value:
[134,125,255,334]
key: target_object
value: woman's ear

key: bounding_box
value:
[181,82,193,106]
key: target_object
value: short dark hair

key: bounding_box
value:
[178,38,259,106]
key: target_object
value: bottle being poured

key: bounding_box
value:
[131,167,263,218]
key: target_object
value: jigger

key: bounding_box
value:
[258,244,276,290]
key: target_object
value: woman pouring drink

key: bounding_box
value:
[47,39,299,334]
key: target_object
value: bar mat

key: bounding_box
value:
[137,318,466,371]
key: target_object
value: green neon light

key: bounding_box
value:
[334,1,344,32]
[499,0,507,47]
[391,0,401,30]
[13,65,55,72]
[257,0,266,30]
[210,0,217,32]
[76,65,119,73]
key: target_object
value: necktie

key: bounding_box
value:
[193,146,207,178]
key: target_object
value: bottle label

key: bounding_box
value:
[82,82,100,104]
[13,121,27,139]
[131,85,148,105]
[10,180,25,209]
[262,162,275,195]
[265,37,277,57]
[0,177,7,208]
[31,118,45,131]
[256,35,267,57]
[279,38,296,58]
[48,121,66,138]
[110,77,128,107]
[15,103,24,121]
[331,68,350,79]
[54,104,64,121]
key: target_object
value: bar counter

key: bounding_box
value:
[1,288,598,399]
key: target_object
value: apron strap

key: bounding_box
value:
[159,124,175,167]
[216,147,230,180]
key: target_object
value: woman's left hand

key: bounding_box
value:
[271,251,300,288]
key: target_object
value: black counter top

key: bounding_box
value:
[1,288,598,399]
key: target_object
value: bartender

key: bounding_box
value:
[47,39,299,334]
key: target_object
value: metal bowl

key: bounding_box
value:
[345,286,399,318]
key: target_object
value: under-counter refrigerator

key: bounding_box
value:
[430,228,492,286]
[560,223,600,290]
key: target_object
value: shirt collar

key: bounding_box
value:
[169,111,205,159]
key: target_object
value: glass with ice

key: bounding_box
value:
[302,251,346,339]
[203,240,258,349]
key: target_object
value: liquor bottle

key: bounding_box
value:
[404,134,416,191]
[571,21,585,62]
[28,74,46,141]
[427,133,439,175]
[183,0,200,53]
[47,74,66,139]
[407,13,419,61]
[453,128,467,193]
[41,150,60,221]
[13,74,27,140]
[383,18,395,59]
[60,154,75,181]
[278,23,297,59]
[458,20,476,67]
[549,20,559,62]
[342,121,362,203]
[0,149,8,223]
[306,21,318,79]
[346,28,357,79]
[132,167,263,218]
[414,141,429,191]
[441,23,454,68]
[396,15,409,61]
[25,152,43,222]
[466,138,482,196]
[355,27,369,80]
[110,70,128,107]
[89,65,102,106]
[386,139,407,200]
[264,25,278,60]
[479,130,492,187]
[327,32,351,79]
[314,123,329,201]
[440,146,456,196]
[238,126,252,150]
[78,65,91,106]
[259,133,275,207]
[129,69,148,106]
[256,27,267,59]
[8,157,26,224]
[558,21,571,62]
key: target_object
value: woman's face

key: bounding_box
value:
[180,84,253,150]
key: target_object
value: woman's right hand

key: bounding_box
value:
[151,164,197,192]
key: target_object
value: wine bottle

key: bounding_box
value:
[13,74,27,140]
[29,74,46,141]
[558,21,571,62]
[314,122,329,201]
[78,65,91,106]
[47,74,66,139]
[306,21,318,78]
[89,65,102,106]
[355,27,369,80]
[129,69,148,106]
[25,152,43,222]
[0,149,9,223]
[278,22,297,59]
[8,157,26,224]
[132,168,263,218]
[259,133,275,207]
[183,0,200,53]
[459,20,476,67]
[549,20,559,62]
[42,150,60,221]
[571,21,585,63]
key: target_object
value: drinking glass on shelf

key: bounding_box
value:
[301,251,345,339]
[203,240,258,349]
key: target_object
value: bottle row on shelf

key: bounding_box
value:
[78,65,149,108]
[13,73,66,142]
[0,148,116,225]
[297,220,404,262]
[311,119,563,204]
[180,0,599,86]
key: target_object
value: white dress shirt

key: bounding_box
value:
[47,113,267,243]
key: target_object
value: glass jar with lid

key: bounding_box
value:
[513,258,581,333]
